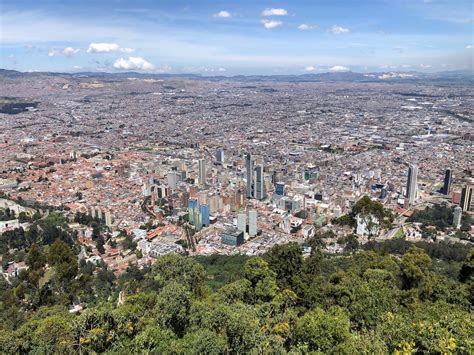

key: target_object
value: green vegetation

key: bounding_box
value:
[408,203,453,230]
[1,237,473,353]
[352,195,394,230]
[0,207,15,221]
[332,195,394,233]
[195,254,249,290]
[408,203,472,232]
[0,98,39,114]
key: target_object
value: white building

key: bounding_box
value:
[356,214,380,236]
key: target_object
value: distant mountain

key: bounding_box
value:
[0,68,472,84]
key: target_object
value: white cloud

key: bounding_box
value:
[420,64,433,68]
[218,67,226,72]
[466,45,473,49]
[213,10,231,18]
[261,8,288,16]
[48,47,80,57]
[62,47,80,57]
[73,65,82,69]
[298,24,318,30]
[113,57,155,71]
[87,43,134,53]
[327,25,350,34]
[329,65,349,72]
[305,65,316,71]
[261,19,283,29]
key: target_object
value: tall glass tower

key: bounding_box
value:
[406,164,418,206]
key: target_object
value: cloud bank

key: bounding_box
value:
[87,43,134,53]
[113,57,155,71]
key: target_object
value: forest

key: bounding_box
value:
[1,222,473,353]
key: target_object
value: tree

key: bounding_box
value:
[244,258,279,303]
[25,244,46,289]
[459,248,474,283]
[48,240,78,286]
[344,234,359,253]
[133,327,176,353]
[264,243,303,288]
[154,281,192,336]
[178,329,228,354]
[26,244,46,271]
[400,246,432,290]
[352,195,393,231]
[294,307,352,352]
[150,254,204,295]
[96,236,105,254]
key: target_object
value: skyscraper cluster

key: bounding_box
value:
[245,154,267,200]
[188,198,210,230]
[236,209,258,237]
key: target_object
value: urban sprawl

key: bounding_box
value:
[1,72,473,277]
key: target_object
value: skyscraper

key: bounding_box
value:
[248,210,257,237]
[453,206,462,229]
[254,165,266,200]
[406,164,418,206]
[188,198,198,224]
[200,204,210,226]
[237,212,246,233]
[216,149,225,164]
[442,168,452,195]
[275,182,285,196]
[245,153,253,198]
[198,159,206,186]
[460,184,472,212]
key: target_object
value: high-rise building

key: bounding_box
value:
[198,159,206,186]
[216,149,225,164]
[167,171,181,190]
[248,210,257,237]
[460,184,473,212]
[275,182,285,196]
[188,198,198,223]
[406,164,418,206]
[254,165,266,200]
[200,204,210,226]
[453,206,462,229]
[245,153,253,198]
[443,168,452,195]
[105,211,113,227]
[237,213,246,233]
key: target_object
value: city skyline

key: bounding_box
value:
[1,0,473,75]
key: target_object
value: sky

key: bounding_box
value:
[0,0,472,75]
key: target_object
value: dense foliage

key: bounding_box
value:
[1,237,473,353]
[408,203,472,232]
[408,203,453,230]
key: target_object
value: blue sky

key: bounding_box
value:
[1,0,472,75]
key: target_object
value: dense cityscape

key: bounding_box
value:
[1,71,473,265]
[1,0,473,352]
